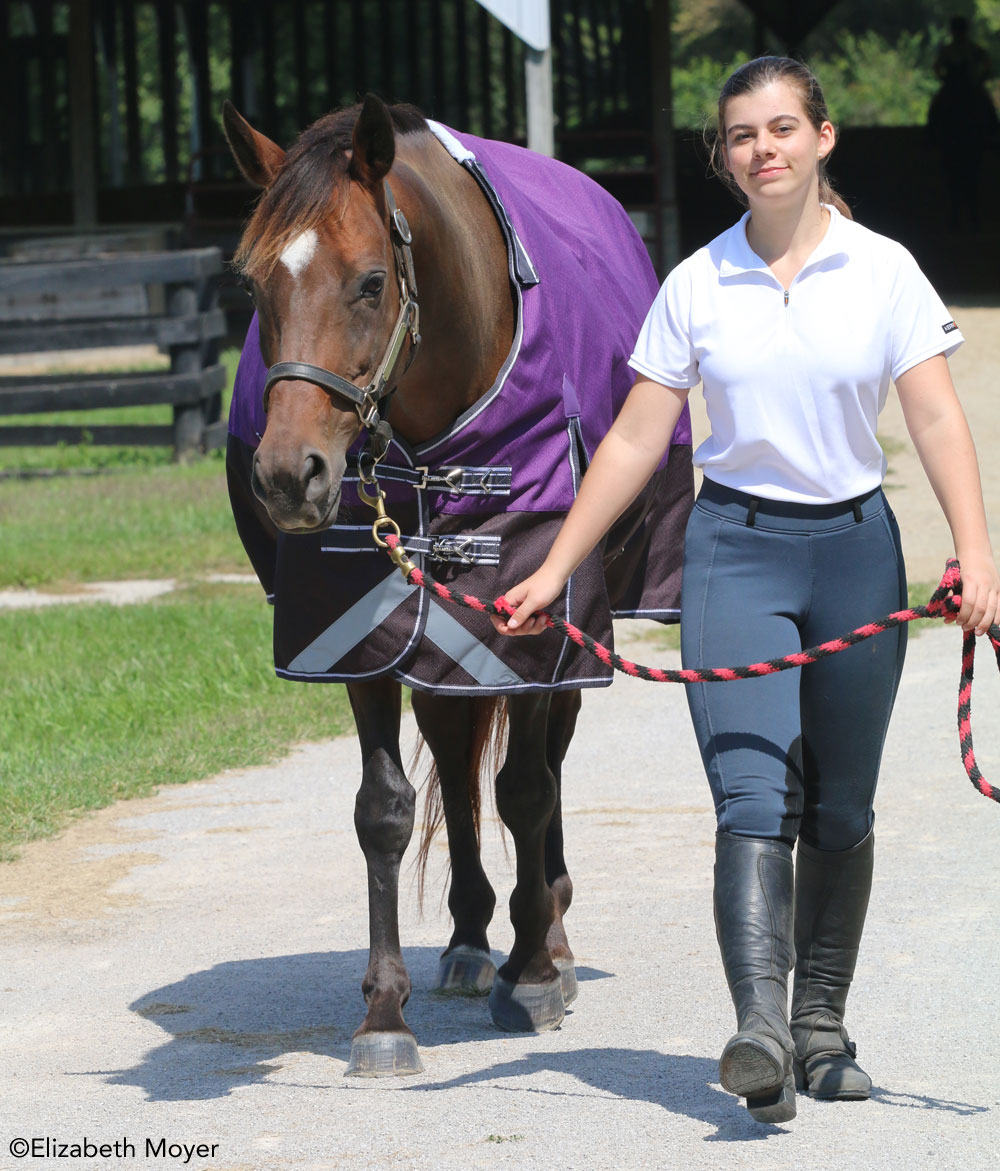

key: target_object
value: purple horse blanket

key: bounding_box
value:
[227,122,694,695]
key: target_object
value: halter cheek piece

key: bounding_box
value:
[262,181,421,462]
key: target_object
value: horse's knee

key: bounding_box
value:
[495,756,556,835]
[354,748,416,858]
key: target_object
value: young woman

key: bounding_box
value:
[493,57,999,1124]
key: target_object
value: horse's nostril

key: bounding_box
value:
[251,459,267,501]
[302,452,331,503]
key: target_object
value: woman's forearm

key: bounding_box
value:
[896,355,999,633]
[896,356,994,561]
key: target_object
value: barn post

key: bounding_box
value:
[525,43,555,157]
[68,0,98,227]
[475,0,555,157]
[168,279,207,459]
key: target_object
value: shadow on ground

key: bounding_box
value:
[97,945,988,1137]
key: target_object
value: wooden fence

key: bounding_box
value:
[0,245,227,457]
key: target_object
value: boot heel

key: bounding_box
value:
[793,1056,807,1092]
[720,1032,784,1097]
[747,1072,797,1124]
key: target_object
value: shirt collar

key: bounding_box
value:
[719,204,849,279]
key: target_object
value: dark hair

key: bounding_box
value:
[707,56,852,220]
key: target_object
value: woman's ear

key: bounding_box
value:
[817,119,836,161]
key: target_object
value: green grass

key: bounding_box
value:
[0,348,360,863]
[0,347,246,591]
[0,456,252,588]
[0,584,354,861]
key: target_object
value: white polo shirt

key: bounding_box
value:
[629,206,964,504]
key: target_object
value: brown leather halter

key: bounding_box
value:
[261,181,421,461]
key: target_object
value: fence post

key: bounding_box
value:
[167,280,205,457]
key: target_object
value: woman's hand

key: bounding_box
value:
[490,567,567,636]
[950,553,1000,635]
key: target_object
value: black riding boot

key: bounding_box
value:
[791,829,874,1100]
[714,832,796,1124]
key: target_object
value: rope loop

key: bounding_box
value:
[382,535,999,806]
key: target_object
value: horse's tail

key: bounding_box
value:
[414,696,509,907]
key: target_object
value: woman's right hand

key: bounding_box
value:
[490,567,567,636]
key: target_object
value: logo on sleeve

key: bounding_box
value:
[942,321,958,334]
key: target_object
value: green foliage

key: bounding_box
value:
[672,0,753,64]
[670,54,750,131]
[811,31,945,126]
[670,0,995,129]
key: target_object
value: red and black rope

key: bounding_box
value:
[384,538,1000,805]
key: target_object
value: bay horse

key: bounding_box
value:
[222,94,693,1077]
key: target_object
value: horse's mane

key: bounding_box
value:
[233,102,428,281]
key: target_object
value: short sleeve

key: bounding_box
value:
[628,262,700,389]
[888,246,964,381]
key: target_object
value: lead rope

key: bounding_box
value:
[372,504,999,804]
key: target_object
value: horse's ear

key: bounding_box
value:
[222,100,285,188]
[349,94,396,190]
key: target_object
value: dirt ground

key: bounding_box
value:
[685,301,1000,587]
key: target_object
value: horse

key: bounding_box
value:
[222,93,694,1077]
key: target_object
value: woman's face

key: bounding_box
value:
[722,80,835,209]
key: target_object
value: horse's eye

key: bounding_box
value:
[236,272,256,302]
[361,275,385,300]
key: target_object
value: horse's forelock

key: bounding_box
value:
[233,103,429,282]
[234,137,350,280]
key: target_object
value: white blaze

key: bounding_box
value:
[280,229,318,278]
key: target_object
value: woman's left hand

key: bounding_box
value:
[950,554,1000,635]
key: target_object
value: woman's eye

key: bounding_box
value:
[361,276,385,300]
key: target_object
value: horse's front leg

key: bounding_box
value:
[410,692,498,995]
[489,691,566,1032]
[544,687,582,1006]
[344,677,422,1077]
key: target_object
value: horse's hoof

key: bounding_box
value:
[345,1031,424,1077]
[554,956,578,1006]
[489,974,565,1033]
[434,945,496,996]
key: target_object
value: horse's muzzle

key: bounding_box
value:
[251,447,341,533]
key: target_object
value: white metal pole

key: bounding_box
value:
[525,45,555,156]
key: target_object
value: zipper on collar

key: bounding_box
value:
[783,288,789,306]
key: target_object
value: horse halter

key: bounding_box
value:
[262,181,421,461]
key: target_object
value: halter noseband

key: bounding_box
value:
[262,181,421,460]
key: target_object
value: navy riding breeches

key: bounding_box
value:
[680,477,908,851]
